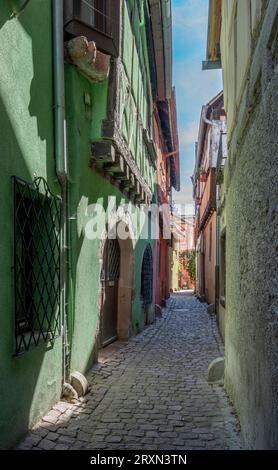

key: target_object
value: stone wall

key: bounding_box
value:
[223,0,278,449]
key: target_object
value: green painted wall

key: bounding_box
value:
[0,0,157,449]
[65,0,156,374]
[65,65,154,373]
[0,1,62,449]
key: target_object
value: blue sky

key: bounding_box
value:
[172,0,222,214]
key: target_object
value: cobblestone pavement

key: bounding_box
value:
[17,292,243,450]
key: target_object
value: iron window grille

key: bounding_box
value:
[141,244,153,306]
[220,230,226,308]
[64,0,120,58]
[101,239,120,282]
[13,176,62,356]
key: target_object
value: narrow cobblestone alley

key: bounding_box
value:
[18,292,243,451]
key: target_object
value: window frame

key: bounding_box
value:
[12,176,62,356]
[220,228,226,308]
[64,0,121,58]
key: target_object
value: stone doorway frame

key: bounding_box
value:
[98,219,135,347]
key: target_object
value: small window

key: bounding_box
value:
[64,0,120,57]
[220,231,226,307]
[209,222,212,262]
[141,244,153,306]
[73,0,109,34]
[13,177,62,356]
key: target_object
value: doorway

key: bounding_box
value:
[141,244,153,325]
[100,238,120,347]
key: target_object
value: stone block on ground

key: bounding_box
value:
[208,357,225,383]
[207,304,215,315]
[70,371,88,397]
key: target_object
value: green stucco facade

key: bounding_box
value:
[65,0,156,373]
[0,0,156,449]
[0,1,62,449]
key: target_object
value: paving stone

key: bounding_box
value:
[44,432,58,442]
[57,428,77,438]
[37,438,56,450]
[139,424,157,431]
[77,431,92,442]
[55,444,70,450]
[57,435,76,445]
[106,435,122,443]
[173,438,185,446]
[53,402,70,414]
[127,430,145,437]
[24,435,42,446]
[31,428,49,438]
[94,428,110,435]
[42,410,61,425]
[16,443,32,450]
[146,431,159,438]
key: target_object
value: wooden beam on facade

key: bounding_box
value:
[91,141,116,165]
[105,154,125,174]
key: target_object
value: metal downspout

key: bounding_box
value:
[52,0,70,385]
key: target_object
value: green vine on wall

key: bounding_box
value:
[179,250,196,282]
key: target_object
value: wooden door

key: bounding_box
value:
[100,239,120,347]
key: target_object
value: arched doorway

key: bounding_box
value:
[100,238,121,347]
[141,244,153,325]
[99,218,135,348]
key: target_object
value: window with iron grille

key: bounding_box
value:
[74,0,108,33]
[141,244,153,306]
[100,238,120,282]
[209,222,212,262]
[64,0,120,57]
[220,230,226,308]
[13,176,62,356]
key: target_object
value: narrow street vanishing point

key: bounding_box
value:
[17,293,242,451]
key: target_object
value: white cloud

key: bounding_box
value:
[173,183,194,212]
[179,122,199,147]
[174,59,222,114]
[172,0,208,41]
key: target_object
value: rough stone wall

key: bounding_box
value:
[224,0,278,449]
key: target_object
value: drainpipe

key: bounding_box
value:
[52,0,67,179]
[52,0,70,386]
[202,105,213,126]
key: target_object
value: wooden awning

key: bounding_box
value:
[202,0,222,70]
